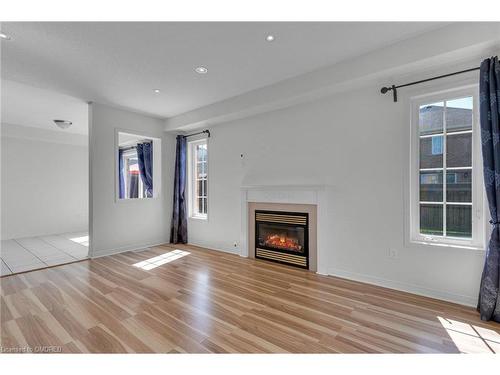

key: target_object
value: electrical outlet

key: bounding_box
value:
[233,242,238,248]
[388,248,399,259]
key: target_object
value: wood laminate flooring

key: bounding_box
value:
[1,243,499,353]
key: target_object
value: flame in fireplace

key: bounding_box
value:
[264,234,302,252]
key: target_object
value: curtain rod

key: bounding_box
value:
[119,140,152,151]
[380,66,480,102]
[183,129,211,138]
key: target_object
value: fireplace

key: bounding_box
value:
[255,210,308,268]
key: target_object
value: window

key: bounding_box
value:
[116,131,161,201]
[410,87,484,248]
[188,139,208,219]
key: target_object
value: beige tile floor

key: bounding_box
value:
[0,231,88,276]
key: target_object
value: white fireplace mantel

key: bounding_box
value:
[240,184,332,275]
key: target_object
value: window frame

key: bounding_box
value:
[187,138,209,220]
[114,129,162,203]
[409,85,485,250]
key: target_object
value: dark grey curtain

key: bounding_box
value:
[170,135,188,244]
[137,142,153,198]
[118,148,125,199]
[478,56,500,322]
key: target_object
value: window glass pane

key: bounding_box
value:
[431,136,443,155]
[202,179,207,197]
[420,204,443,235]
[197,162,207,178]
[447,133,472,168]
[129,173,139,198]
[446,205,472,238]
[202,198,207,214]
[446,169,472,203]
[197,144,207,162]
[420,137,443,169]
[419,171,443,202]
[125,153,140,199]
[446,97,472,133]
[197,197,203,214]
[197,180,203,197]
[419,102,443,136]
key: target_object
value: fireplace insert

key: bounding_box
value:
[255,210,308,269]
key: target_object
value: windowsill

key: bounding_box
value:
[409,238,485,252]
[189,215,208,221]
[115,196,159,203]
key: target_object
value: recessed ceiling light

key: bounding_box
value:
[53,120,72,129]
[0,32,12,40]
[153,89,161,93]
[265,35,275,42]
[195,66,208,74]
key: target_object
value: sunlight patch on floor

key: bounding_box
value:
[69,235,90,247]
[437,316,500,353]
[133,250,190,270]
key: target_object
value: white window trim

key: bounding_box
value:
[409,85,485,250]
[187,138,208,220]
[114,129,162,203]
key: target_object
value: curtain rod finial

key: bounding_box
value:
[380,86,397,101]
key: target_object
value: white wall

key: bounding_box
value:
[1,124,88,239]
[186,73,486,307]
[89,103,175,257]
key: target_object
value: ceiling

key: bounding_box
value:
[1,22,448,119]
[1,79,88,134]
[118,132,153,147]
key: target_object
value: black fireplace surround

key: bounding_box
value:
[255,210,309,269]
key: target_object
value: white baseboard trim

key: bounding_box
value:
[328,267,477,308]
[90,241,168,259]
[187,241,239,256]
